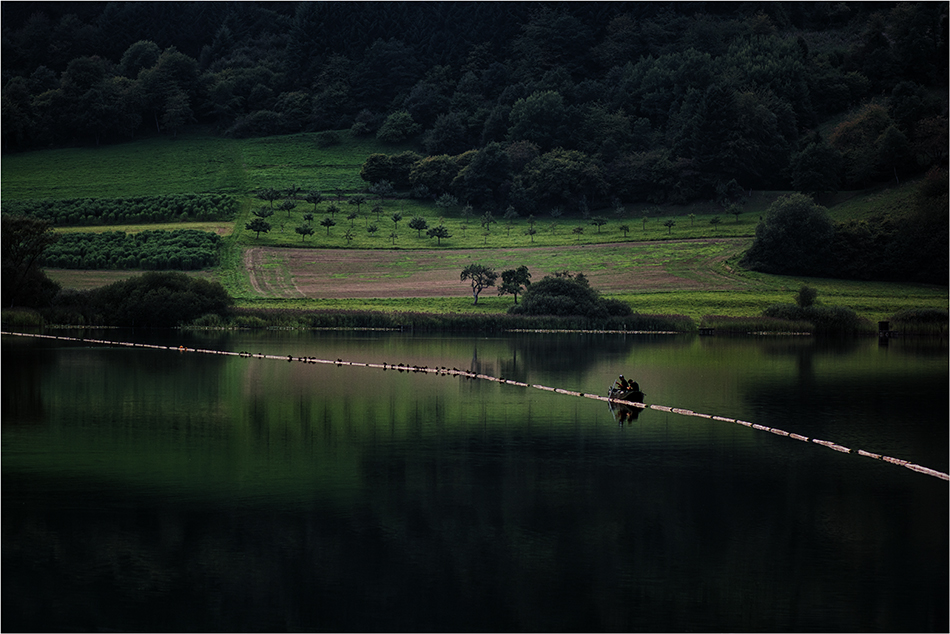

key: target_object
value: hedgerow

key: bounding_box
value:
[41,229,221,270]
[196,308,696,333]
[1,193,238,226]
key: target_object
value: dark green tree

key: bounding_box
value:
[279,199,297,216]
[1,214,60,308]
[460,263,498,305]
[741,193,834,275]
[320,216,336,236]
[305,190,323,211]
[245,217,271,238]
[348,194,367,213]
[258,188,280,209]
[427,225,451,245]
[498,265,531,304]
[295,224,314,241]
[409,216,429,237]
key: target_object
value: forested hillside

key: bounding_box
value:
[3,2,947,208]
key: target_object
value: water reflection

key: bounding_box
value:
[2,331,947,632]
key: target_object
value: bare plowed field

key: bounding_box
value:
[243,239,752,299]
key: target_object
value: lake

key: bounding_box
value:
[2,329,947,632]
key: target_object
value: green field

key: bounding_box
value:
[5,129,947,326]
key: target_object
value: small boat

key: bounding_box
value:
[607,375,645,404]
[607,376,645,424]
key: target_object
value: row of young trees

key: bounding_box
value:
[3,4,946,200]
[40,229,222,271]
[2,193,238,226]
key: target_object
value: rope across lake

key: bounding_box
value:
[5,331,947,482]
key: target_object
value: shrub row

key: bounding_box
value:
[190,308,696,333]
[1,193,238,226]
[41,229,221,270]
[700,315,814,334]
[762,303,874,335]
[889,308,949,336]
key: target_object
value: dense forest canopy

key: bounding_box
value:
[2,2,948,207]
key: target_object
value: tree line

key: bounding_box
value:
[742,167,948,284]
[3,3,947,203]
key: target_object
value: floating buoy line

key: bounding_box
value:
[4,330,947,482]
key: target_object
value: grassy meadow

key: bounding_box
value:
[4,128,946,327]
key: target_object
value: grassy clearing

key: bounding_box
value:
[240,133,414,193]
[54,222,234,235]
[1,133,247,200]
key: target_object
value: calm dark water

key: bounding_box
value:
[3,330,947,632]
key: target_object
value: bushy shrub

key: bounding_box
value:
[509,273,633,319]
[762,303,870,334]
[741,193,834,275]
[50,272,232,327]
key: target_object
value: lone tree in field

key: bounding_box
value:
[710,216,721,230]
[391,211,403,230]
[246,217,271,238]
[286,183,302,200]
[663,219,675,234]
[481,211,496,232]
[525,226,537,242]
[461,263,498,305]
[619,224,630,237]
[409,216,429,237]
[367,223,379,236]
[498,265,531,304]
[427,225,451,245]
[320,216,336,236]
[303,212,314,224]
[295,224,314,241]
[590,216,607,232]
[326,203,340,217]
[305,190,323,211]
